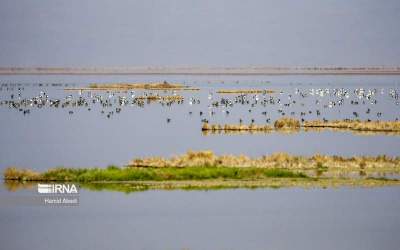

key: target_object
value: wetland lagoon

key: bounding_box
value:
[1,74,400,250]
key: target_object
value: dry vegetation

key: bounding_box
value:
[3,167,41,181]
[202,117,300,132]
[217,89,275,94]
[65,82,200,91]
[201,130,278,136]
[134,94,184,101]
[202,118,400,134]
[274,117,301,129]
[89,82,183,89]
[202,123,273,132]
[129,150,400,171]
[79,82,200,91]
[4,151,399,188]
[303,120,400,132]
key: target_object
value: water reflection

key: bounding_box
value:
[4,173,400,195]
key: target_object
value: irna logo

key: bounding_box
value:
[38,184,79,194]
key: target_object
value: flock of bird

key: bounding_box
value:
[0,82,399,125]
[199,87,400,124]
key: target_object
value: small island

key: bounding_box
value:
[4,150,400,191]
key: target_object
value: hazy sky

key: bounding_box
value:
[0,0,399,67]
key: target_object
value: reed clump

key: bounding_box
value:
[274,117,301,129]
[3,167,41,181]
[202,123,273,132]
[303,120,400,132]
[203,119,400,134]
[201,129,278,136]
[88,82,185,90]
[128,150,400,170]
[134,94,184,101]
[202,118,300,132]
[217,89,275,94]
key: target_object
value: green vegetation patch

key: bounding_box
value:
[4,166,307,182]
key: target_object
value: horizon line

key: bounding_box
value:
[1,66,400,75]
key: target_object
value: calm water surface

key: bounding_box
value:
[0,75,399,170]
[1,184,400,250]
[1,75,400,250]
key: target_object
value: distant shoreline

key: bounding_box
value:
[1,67,400,75]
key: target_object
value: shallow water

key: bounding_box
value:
[1,75,400,250]
[1,184,400,250]
[0,75,399,170]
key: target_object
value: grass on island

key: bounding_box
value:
[128,150,400,171]
[134,94,184,101]
[202,117,400,134]
[217,89,275,94]
[303,119,400,132]
[3,166,307,182]
[69,81,199,91]
[202,123,274,132]
[65,81,200,91]
[89,82,183,89]
[201,117,300,132]
[274,117,301,129]
[4,150,399,189]
[202,129,274,136]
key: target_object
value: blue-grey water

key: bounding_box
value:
[0,75,399,170]
[1,75,400,250]
[1,1,400,249]
[1,184,400,250]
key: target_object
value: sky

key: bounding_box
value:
[0,0,399,67]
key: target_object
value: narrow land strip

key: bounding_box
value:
[2,67,400,75]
